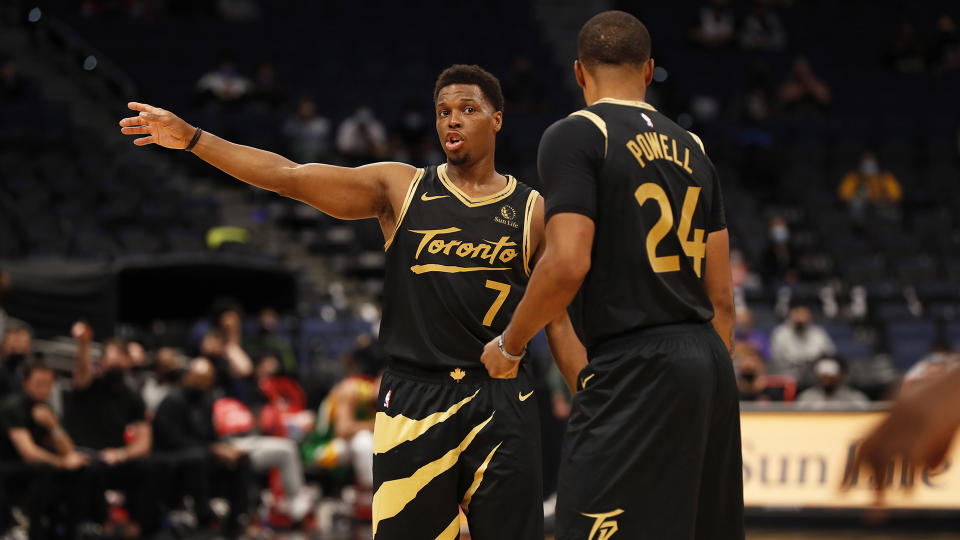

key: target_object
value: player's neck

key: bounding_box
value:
[586,83,647,106]
[444,155,504,192]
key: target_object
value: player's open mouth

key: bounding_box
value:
[444,132,464,151]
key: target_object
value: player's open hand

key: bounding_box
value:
[481,337,520,379]
[119,102,195,149]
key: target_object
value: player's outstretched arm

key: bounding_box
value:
[703,229,735,356]
[119,102,415,224]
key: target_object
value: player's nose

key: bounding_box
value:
[447,110,462,127]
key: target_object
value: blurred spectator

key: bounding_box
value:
[196,52,250,105]
[735,307,770,359]
[739,0,786,51]
[903,340,960,386]
[396,102,430,163]
[796,357,869,409]
[770,305,836,380]
[503,56,545,113]
[730,249,762,292]
[0,362,98,539]
[690,0,735,48]
[890,22,926,72]
[760,215,797,285]
[254,353,314,440]
[837,151,902,223]
[142,347,185,415]
[283,97,332,164]
[244,307,297,372]
[336,106,388,164]
[779,56,832,113]
[152,357,253,533]
[0,321,32,397]
[249,60,285,109]
[207,299,254,388]
[731,60,776,126]
[65,322,160,536]
[0,268,8,338]
[736,343,784,402]
[930,14,960,70]
[301,372,377,490]
[217,0,260,22]
[0,59,27,101]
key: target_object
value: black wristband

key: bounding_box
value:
[184,127,203,152]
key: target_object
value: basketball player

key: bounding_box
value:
[481,11,744,540]
[119,64,586,540]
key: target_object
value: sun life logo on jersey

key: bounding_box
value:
[641,113,654,128]
[384,390,392,408]
[495,204,519,229]
[582,508,624,540]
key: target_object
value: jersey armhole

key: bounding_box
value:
[522,189,540,276]
[687,130,706,154]
[383,167,426,252]
[569,110,608,158]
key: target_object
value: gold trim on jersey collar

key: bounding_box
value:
[593,97,657,111]
[437,163,517,207]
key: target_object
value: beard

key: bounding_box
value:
[447,152,470,166]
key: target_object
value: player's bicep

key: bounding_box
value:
[285,161,416,221]
[545,213,595,280]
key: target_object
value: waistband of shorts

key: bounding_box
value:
[587,321,716,358]
[386,358,525,385]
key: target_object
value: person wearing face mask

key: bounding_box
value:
[838,150,903,222]
[64,322,160,538]
[796,357,869,410]
[152,357,254,535]
[0,322,32,398]
[769,304,836,383]
[735,342,784,402]
[760,215,797,286]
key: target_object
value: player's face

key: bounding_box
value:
[435,84,502,166]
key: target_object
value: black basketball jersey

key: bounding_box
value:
[379,164,540,370]
[538,98,726,348]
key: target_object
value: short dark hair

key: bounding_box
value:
[578,10,651,67]
[434,64,504,112]
[22,360,53,380]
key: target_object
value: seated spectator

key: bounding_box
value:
[736,343,784,402]
[739,0,786,51]
[734,307,770,360]
[930,15,960,71]
[301,371,377,491]
[796,357,870,409]
[153,357,254,533]
[837,150,902,223]
[779,56,832,113]
[503,56,545,113]
[254,354,314,441]
[249,60,285,109]
[283,97,332,164]
[760,215,797,285]
[770,305,836,381]
[64,322,159,537]
[889,22,926,72]
[142,347,185,415]
[245,307,297,372]
[396,102,430,163]
[336,106,388,165]
[0,362,98,539]
[0,321,32,398]
[0,59,28,101]
[196,52,250,105]
[690,0,735,48]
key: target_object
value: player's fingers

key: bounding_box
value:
[119,116,145,127]
[128,101,158,113]
[121,126,150,135]
[133,136,155,146]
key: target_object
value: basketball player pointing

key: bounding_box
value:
[121,64,586,539]
[482,12,745,540]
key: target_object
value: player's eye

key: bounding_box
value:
[464,106,475,114]
[439,110,449,117]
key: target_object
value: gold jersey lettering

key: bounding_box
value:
[408,228,519,272]
[624,134,695,175]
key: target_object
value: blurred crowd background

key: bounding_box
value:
[0,0,959,538]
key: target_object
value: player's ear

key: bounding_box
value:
[492,110,503,133]
[574,60,586,88]
[644,58,655,86]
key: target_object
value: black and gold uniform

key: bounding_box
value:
[373,164,543,540]
[539,98,743,540]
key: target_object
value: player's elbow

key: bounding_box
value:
[274,165,303,199]
[553,252,590,288]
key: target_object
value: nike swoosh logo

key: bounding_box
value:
[519,390,534,402]
[421,193,449,201]
[580,373,595,389]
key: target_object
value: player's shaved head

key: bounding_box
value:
[578,10,651,68]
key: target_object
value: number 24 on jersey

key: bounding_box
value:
[635,183,707,277]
